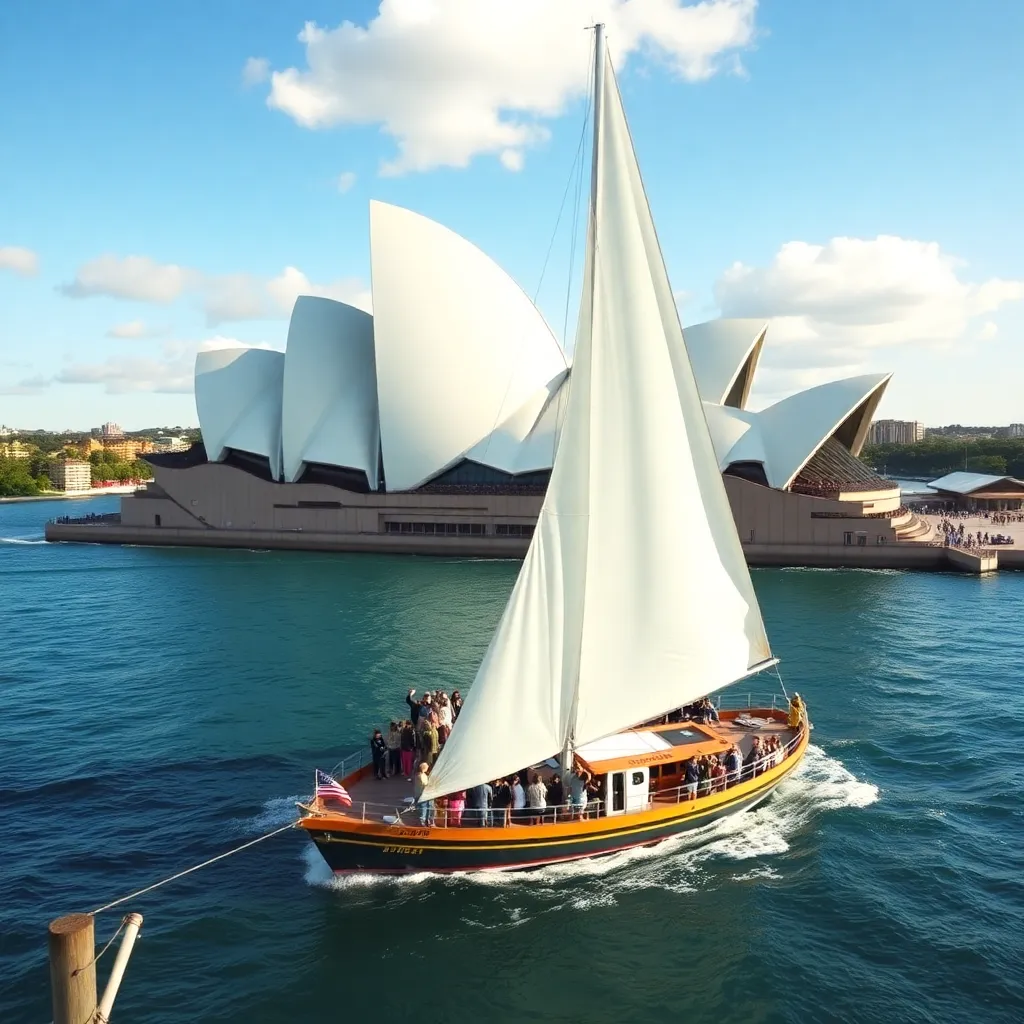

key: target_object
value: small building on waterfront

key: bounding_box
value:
[927,472,1024,511]
[49,459,92,492]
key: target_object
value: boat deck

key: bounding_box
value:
[338,711,798,823]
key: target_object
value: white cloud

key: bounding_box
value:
[0,374,49,396]
[242,57,270,87]
[336,171,357,193]
[0,245,40,276]
[265,0,758,175]
[715,235,1024,403]
[61,253,370,325]
[204,267,371,325]
[60,254,195,303]
[54,337,279,395]
[977,320,999,342]
[106,319,158,339]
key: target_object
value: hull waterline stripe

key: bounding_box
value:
[327,790,777,875]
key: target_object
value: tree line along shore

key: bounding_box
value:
[861,438,1024,480]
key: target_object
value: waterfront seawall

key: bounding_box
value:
[44,521,1020,572]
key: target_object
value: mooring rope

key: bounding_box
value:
[92,822,296,915]
[71,916,129,976]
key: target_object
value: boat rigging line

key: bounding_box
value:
[532,41,594,312]
[91,821,296,916]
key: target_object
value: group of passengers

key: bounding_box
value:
[411,763,603,828]
[642,695,720,728]
[680,734,787,800]
[368,688,464,782]
[370,689,807,825]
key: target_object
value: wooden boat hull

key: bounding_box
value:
[300,723,808,875]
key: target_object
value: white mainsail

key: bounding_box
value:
[422,31,772,802]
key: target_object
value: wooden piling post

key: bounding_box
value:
[48,913,96,1024]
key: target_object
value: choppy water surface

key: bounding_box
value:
[2,498,1022,1023]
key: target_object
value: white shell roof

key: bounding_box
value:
[191,203,894,497]
[753,373,891,489]
[683,319,767,407]
[703,403,768,472]
[195,347,284,479]
[464,370,569,475]
[280,296,379,485]
[369,200,567,491]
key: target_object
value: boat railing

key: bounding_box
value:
[324,691,788,782]
[714,691,790,712]
[328,746,374,782]
[310,711,807,828]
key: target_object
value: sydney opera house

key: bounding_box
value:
[50,201,934,565]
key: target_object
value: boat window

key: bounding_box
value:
[631,772,644,786]
[611,772,625,812]
[649,765,660,779]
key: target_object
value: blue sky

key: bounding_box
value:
[1,0,1021,430]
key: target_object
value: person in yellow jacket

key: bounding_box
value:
[787,693,805,729]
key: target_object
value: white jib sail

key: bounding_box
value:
[422,39,772,802]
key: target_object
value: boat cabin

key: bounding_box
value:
[574,721,732,816]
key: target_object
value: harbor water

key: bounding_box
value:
[2,497,1022,1023]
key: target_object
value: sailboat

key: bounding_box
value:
[298,24,810,875]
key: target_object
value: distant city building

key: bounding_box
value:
[0,439,34,459]
[1008,423,1024,438]
[868,419,925,445]
[0,424,15,437]
[927,424,996,439]
[101,437,152,461]
[100,422,124,438]
[151,435,189,452]
[49,459,92,492]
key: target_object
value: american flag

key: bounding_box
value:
[316,769,352,806]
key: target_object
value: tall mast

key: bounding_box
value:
[589,23,606,239]
[560,22,605,783]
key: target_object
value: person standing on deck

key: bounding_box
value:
[683,757,699,800]
[406,688,421,723]
[526,773,547,825]
[468,781,490,826]
[547,774,564,822]
[370,729,388,781]
[420,716,440,768]
[788,694,805,730]
[725,746,743,788]
[491,778,511,826]
[386,721,401,778]
[414,763,434,826]
[448,789,466,827]
[400,720,417,780]
[568,767,589,820]
[510,774,526,823]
